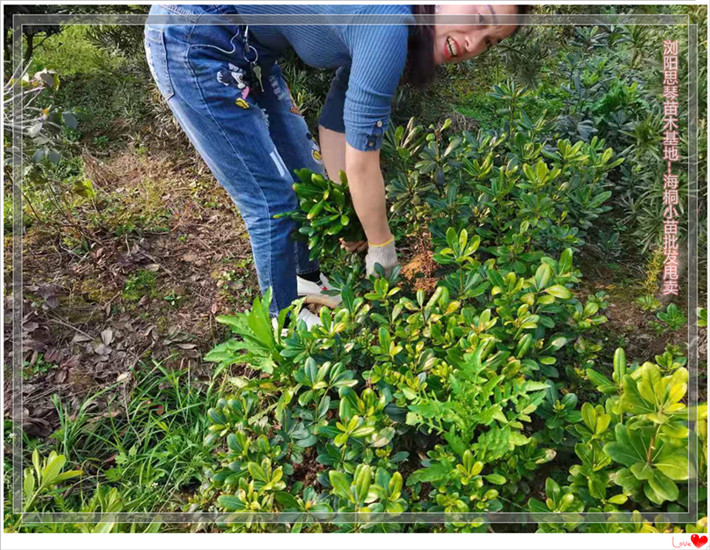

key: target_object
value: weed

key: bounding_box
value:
[635,294,662,312]
[47,361,218,515]
[163,289,182,308]
[123,270,159,302]
[92,135,110,149]
[22,354,58,381]
[655,303,687,332]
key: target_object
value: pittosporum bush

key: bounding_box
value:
[283,114,623,284]
[202,249,700,532]
[382,116,623,273]
[277,169,364,262]
[201,116,703,533]
[529,348,695,533]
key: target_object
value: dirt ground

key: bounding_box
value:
[4,141,261,438]
[577,252,706,403]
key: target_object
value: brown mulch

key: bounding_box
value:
[289,446,325,489]
[400,229,439,293]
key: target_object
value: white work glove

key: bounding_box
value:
[365,238,398,277]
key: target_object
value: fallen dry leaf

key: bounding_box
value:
[93,343,112,356]
[101,328,114,345]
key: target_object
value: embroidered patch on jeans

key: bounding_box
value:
[306,132,324,165]
[218,64,250,99]
[288,91,302,116]
[218,64,248,89]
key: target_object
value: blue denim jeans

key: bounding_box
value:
[144,4,323,315]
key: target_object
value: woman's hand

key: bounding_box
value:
[341,239,368,253]
[365,238,398,277]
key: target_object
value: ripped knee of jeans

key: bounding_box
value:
[269,74,303,116]
[268,74,289,102]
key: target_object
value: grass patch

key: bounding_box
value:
[58,362,217,510]
[5,361,220,531]
[29,26,154,142]
[29,26,125,77]
[123,269,159,302]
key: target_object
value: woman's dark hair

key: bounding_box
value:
[508,4,531,39]
[403,4,531,89]
[403,4,437,89]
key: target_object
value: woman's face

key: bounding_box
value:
[433,4,520,65]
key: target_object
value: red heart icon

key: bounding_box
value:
[691,534,709,548]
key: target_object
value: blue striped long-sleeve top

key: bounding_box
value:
[234,4,414,152]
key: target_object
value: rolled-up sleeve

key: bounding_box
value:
[340,23,410,152]
[318,65,350,134]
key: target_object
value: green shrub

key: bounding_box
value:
[202,115,702,532]
[202,241,622,531]
[287,115,623,284]
[277,169,364,262]
[530,347,693,532]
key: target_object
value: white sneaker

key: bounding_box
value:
[296,308,322,330]
[297,273,342,307]
[272,308,322,336]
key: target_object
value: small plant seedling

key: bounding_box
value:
[22,354,58,380]
[92,135,110,149]
[635,294,661,312]
[656,303,687,331]
[164,289,182,307]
